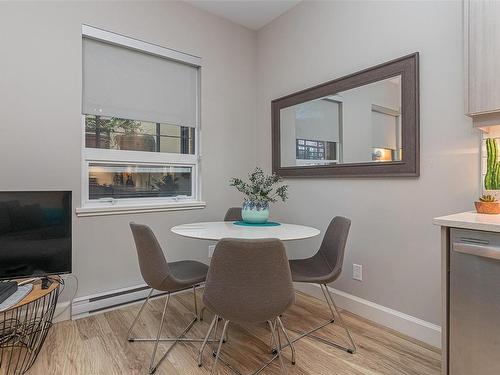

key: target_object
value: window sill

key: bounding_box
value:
[75,201,206,217]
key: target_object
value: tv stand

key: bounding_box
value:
[0,277,60,374]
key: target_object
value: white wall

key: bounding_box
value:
[257,0,479,328]
[0,1,256,305]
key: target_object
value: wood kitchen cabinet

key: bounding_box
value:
[465,0,500,119]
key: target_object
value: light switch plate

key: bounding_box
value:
[353,264,362,281]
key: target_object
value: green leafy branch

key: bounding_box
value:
[230,167,288,205]
[85,116,143,134]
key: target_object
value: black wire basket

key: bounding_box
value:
[0,282,60,375]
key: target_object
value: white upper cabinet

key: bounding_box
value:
[465,0,500,117]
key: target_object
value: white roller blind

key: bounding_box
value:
[295,99,340,142]
[371,111,397,150]
[83,37,198,127]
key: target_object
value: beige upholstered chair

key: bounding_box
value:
[128,223,212,374]
[223,207,242,221]
[287,216,356,354]
[199,238,296,374]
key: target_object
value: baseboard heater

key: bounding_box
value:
[71,283,182,320]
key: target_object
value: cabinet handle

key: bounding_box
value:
[459,237,489,245]
[453,242,500,260]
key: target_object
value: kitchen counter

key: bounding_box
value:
[433,211,500,375]
[433,211,500,232]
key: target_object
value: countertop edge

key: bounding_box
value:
[433,212,500,233]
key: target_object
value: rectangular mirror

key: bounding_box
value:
[272,53,418,177]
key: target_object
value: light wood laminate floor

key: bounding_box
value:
[29,291,441,374]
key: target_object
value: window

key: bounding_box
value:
[88,163,193,200]
[296,139,338,165]
[85,116,195,154]
[79,26,203,214]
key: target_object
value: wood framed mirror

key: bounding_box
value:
[272,53,419,178]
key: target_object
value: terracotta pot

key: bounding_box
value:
[116,134,155,152]
[85,133,111,149]
[474,201,500,214]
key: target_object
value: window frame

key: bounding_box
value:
[78,25,203,216]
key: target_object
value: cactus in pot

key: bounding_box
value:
[485,138,500,190]
[475,194,500,214]
[479,194,497,202]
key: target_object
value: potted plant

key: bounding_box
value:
[85,116,156,151]
[112,118,156,152]
[475,194,500,214]
[230,167,288,224]
[484,138,500,197]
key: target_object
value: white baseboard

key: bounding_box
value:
[295,283,441,349]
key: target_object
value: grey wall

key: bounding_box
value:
[0,1,257,302]
[257,0,479,325]
[0,0,482,328]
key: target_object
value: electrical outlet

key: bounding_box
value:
[208,244,216,258]
[353,264,362,281]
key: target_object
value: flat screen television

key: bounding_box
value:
[0,191,71,280]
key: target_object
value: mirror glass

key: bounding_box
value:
[280,75,402,167]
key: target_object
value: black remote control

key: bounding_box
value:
[41,277,52,290]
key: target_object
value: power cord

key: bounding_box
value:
[52,274,78,321]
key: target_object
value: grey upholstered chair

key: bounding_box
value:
[195,207,243,324]
[198,238,296,375]
[287,216,356,354]
[223,207,242,221]
[128,223,212,374]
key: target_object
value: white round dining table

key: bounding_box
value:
[171,221,320,241]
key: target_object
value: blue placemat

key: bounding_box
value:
[233,221,281,227]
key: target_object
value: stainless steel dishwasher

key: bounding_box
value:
[450,228,500,375]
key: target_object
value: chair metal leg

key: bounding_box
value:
[198,315,217,367]
[208,316,293,375]
[325,284,357,354]
[277,317,295,365]
[284,284,356,355]
[127,288,154,341]
[269,320,287,375]
[276,321,284,361]
[223,318,229,343]
[127,289,217,374]
[212,315,220,349]
[128,286,218,343]
[200,306,207,321]
[211,320,230,375]
[151,315,198,373]
[268,319,277,352]
[320,284,336,322]
[193,285,199,320]
[149,293,170,374]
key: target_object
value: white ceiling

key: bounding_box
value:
[185,0,301,30]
